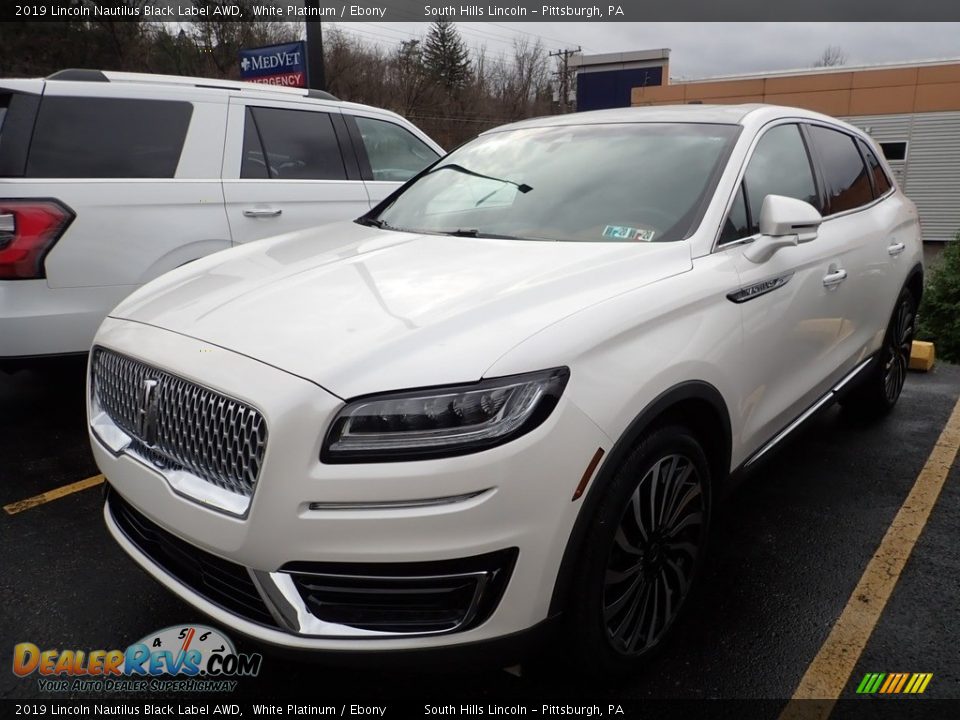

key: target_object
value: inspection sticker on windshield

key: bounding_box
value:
[603,225,656,242]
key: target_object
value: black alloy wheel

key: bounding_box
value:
[883,294,915,404]
[603,453,706,655]
[841,287,916,416]
[563,425,711,676]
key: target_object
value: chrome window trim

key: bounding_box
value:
[712,117,897,254]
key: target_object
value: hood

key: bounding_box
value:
[112,222,692,399]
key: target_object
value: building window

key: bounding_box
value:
[879,141,908,162]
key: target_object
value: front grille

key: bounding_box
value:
[107,488,278,628]
[282,550,518,634]
[92,347,267,500]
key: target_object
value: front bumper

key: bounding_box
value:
[90,317,612,651]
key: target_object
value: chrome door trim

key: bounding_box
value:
[742,356,874,469]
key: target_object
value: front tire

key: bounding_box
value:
[842,288,916,416]
[564,425,711,677]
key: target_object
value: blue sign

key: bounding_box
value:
[239,41,307,88]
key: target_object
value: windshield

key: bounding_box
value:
[369,122,740,243]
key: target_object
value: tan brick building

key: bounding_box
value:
[631,59,960,245]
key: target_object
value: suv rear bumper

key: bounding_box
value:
[0,280,134,357]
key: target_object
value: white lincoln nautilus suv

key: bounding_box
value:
[88,105,923,674]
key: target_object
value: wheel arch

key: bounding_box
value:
[548,380,732,616]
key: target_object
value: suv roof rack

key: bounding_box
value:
[47,69,109,82]
[46,69,339,101]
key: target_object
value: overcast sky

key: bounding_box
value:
[328,22,960,79]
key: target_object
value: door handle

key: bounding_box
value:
[823,268,848,287]
[243,208,282,218]
[887,242,906,256]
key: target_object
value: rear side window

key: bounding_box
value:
[806,125,873,214]
[243,107,346,180]
[354,116,439,182]
[240,108,268,179]
[857,139,893,197]
[744,124,820,233]
[26,97,192,178]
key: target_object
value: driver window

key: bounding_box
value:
[743,124,819,234]
[719,184,750,244]
[354,116,439,183]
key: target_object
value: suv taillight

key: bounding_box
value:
[0,199,74,280]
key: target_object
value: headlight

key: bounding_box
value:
[321,367,570,463]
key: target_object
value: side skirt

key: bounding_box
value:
[734,354,877,476]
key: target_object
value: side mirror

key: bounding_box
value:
[743,195,822,263]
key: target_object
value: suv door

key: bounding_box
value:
[803,123,896,361]
[343,112,442,206]
[222,98,370,244]
[719,122,858,456]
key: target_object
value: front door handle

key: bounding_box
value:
[823,268,848,288]
[887,242,906,256]
[243,208,282,218]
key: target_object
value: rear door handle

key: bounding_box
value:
[823,268,848,287]
[243,208,282,218]
[887,242,906,256]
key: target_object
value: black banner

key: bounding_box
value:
[2,699,960,720]
[5,0,960,22]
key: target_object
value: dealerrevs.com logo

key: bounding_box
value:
[13,625,262,693]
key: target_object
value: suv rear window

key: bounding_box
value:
[242,106,347,180]
[26,97,192,179]
[806,125,873,215]
[857,139,893,197]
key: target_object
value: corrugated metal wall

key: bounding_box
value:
[844,111,960,243]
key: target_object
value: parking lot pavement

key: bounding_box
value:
[2,360,959,703]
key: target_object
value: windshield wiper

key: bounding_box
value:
[356,217,408,231]
[434,228,526,240]
[428,164,533,194]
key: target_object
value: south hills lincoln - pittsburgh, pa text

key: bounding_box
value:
[424,5,623,16]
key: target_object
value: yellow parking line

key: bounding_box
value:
[780,393,960,719]
[3,474,104,516]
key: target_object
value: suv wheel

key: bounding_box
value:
[565,425,711,676]
[842,288,916,416]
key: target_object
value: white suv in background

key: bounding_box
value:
[89,105,923,674]
[0,69,442,368]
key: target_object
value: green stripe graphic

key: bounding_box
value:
[868,673,887,693]
[855,674,873,693]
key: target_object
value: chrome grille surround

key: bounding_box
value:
[91,347,267,516]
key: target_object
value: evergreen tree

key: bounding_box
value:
[422,20,471,93]
[918,231,960,362]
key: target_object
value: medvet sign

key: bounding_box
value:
[239,41,307,87]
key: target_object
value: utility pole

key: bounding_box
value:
[304,10,326,91]
[549,46,581,113]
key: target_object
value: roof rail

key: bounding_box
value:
[47,69,109,82]
[308,89,338,101]
[45,69,339,101]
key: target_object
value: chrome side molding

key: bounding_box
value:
[743,356,875,468]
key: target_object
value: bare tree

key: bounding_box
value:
[813,45,847,68]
